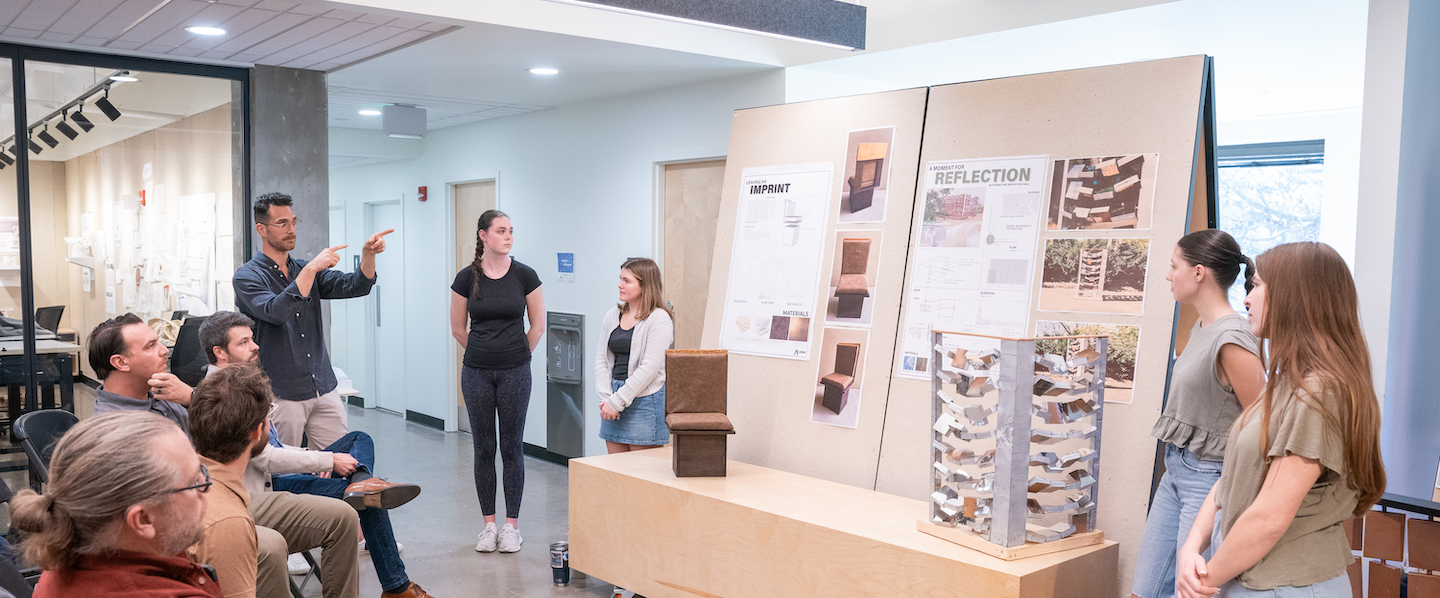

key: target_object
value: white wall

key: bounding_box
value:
[330,69,784,456]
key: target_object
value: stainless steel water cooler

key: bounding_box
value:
[545,312,585,458]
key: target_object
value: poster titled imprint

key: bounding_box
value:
[718,163,834,360]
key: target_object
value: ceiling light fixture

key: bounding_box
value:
[27,138,42,155]
[71,104,95,132]
[0,151,12,166]
[55,113,79,140]
[185,26,227,36]
[358,109,382,116]
[540,0,865,50]
[109,70,139,83]
[95,87,122,121]
[37,125,59,149]
[528,67,559,75]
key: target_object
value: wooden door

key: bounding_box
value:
[663,160,725,349]
[454,181,497,432]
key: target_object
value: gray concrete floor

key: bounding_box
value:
[340,403,618,598]
[3,385,626,598]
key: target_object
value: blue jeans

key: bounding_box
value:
[1132,444,1223,598]
[271,431,409,593]
[1216,575,1350,598]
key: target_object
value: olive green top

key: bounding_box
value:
[1151,314,1261,461]
[1214,376,1357,590]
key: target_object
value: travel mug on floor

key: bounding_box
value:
[551,541,570,586]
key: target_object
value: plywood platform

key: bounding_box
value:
[570,448,1117,598]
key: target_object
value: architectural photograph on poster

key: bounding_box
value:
[812,327,869,428]
[920,186,986,247]
[1035,320,1140,404]
[1045,153,1159,230]
[839,126,895,223]
[1038,237,1150,315]
[825,230,882,327]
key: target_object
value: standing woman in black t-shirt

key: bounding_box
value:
[449,209,545,554]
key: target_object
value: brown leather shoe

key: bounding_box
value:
[381,582,432,597]
[343,478,421,511]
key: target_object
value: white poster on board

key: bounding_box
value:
[897,155,1048,379]
[718,162,834,360]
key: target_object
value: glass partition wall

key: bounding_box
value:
[0,45,246,435]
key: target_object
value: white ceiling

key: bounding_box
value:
[325,22,773,131]
[0,0,457,71]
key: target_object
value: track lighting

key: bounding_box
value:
[71,104,95,132]
[0,150,12,166]
[28,138,42,155]
[55,112,79,140]
[95,88,121,121]
[37,125,59,149]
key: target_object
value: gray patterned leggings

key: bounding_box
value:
[461,364,531,519]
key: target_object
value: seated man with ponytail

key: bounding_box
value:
[11,411,219,598]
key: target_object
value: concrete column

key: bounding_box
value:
[1381,0,1440,499]
[247,65,329,259]
[247,65,332,338]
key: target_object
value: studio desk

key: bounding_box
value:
[569,447,1117,598]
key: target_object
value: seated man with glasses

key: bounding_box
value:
[186,363,270,598]
[9,411,219,597]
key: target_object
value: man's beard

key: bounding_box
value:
[155,504,206,555]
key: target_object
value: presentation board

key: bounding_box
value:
[702,56,1215,591]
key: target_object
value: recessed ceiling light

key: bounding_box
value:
[185,26,227,36]
[109,71,138,82]
[528,67,559,75]
[358,109,383,116]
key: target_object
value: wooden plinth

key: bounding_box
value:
[570,447,1117,598]
[916,521,1106,561]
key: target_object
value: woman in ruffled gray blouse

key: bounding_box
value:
[1131,230,1266,598]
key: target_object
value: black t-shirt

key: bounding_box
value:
[451,260,542,369]
[608,325,634,381]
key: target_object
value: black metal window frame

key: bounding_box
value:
[0,43,250,403]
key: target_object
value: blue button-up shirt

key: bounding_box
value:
[233,251,375,401]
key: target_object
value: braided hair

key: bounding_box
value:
[471,209,509,299]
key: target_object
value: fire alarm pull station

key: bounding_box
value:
[418,186,428,201]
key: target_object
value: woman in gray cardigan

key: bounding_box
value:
[594,257,675,453]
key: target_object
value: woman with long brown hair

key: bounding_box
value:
[593,257,674,454]
[1176,242,1384,598]
[450,209,545,554]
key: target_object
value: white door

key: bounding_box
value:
[328,205,349,374]
[367,201,406,414]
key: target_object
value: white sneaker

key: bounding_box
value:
[475,523,498,552]
[287,553,311,575]
[358,539,403,555]
[498,523,522,553]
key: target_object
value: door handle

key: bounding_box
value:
[375,286,381,327]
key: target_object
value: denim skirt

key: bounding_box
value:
[599,379,669,446]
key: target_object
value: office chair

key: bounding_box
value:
[169,316,209,387]
[32,307,62,336]
[12,410,78,493]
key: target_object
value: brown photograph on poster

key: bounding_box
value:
[1038,237,1150,315]
[811,327,869,429]
[1045,153,1158,230]
[1035,320,1140,404]
[825,230,883,327]
[839,127,895,223]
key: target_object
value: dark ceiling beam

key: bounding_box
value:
[554,0,867,50]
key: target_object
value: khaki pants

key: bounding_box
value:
[272,389,349,449]
[252,491,360,598]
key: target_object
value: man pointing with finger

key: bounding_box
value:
[235,192,395,449]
